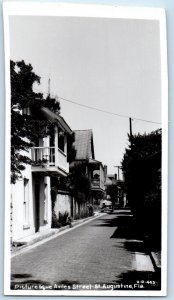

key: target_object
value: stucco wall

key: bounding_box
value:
[11,164,35,242]
[54,192,71,219]
[12,167,52,242]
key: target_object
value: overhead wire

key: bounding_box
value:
[34,88,161,125]
[58,96,161,125]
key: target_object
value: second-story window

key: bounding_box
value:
[58,128,65,152]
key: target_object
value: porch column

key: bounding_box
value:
[54,126,59,166]
[43,136,50,166]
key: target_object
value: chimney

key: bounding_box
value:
[104,165,107,179]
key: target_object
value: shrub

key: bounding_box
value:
[52,211,61,228]
[58,211,69,226]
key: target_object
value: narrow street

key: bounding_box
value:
[11,210,161,290]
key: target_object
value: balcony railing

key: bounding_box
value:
[31,147,69,173]
[91,179,100,188]
[91,178,105,191]
[31,147,55,166]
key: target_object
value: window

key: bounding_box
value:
[58,128,65,152]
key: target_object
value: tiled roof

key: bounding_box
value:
[74,130,95,160]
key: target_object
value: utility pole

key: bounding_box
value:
[48,77,51,97]
[114,166,121,181]
[129,117,133,137]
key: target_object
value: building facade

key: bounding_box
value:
[72,130,106,212]
[11,107,73,243]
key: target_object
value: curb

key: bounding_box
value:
[11,229,60,253]
[143,238,161,272]
[149,251,161,271]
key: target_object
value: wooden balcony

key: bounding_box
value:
[91,179,105,192]
[31,147,69,176]
[91,179,100,188]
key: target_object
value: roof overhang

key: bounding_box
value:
[89,158,101,165]
[40,107,73,135]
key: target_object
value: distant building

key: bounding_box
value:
[105,174,126,207]
[72,130,106,209]
[105,174,117,186]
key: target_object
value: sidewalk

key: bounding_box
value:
[11,212,103,255]
[143,238,161,271]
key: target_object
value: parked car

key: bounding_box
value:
[100,200,113,213]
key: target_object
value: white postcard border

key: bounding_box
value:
[3,2,168,296]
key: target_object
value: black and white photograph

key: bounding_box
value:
[3,2,168,296]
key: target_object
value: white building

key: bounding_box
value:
[11,107,73,243]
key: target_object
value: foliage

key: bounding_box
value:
[58,211,69,226]
[106,184,118,202]
[11,60,76,183]
[121,129,162,246]
[74,210,89,220]
[51,162,91,205]
[68,163,91,202]
[52,211,70,228]
[11,60,60,183]
[93,191,105,201]
[51,163,91,222]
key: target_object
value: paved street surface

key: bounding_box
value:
[11,210,161,290]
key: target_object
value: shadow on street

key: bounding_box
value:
[91,210,161,290]
[92,210,143,240]
[11,210,161,291]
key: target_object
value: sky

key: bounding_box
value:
[9,16,161,175]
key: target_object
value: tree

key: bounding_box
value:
[11,60,61,183]
[50,162,91,222]
[121,129,162,246]
[67,132,76,163]
[69,163,91,200]
[51,162,91,203]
